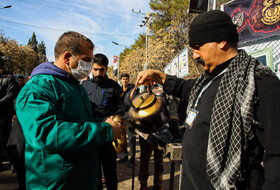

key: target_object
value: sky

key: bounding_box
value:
[0,0,152,66]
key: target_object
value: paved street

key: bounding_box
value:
[116,135,181,190]
[0,162,18,190]
[0,135,181,190]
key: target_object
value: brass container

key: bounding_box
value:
[112,128,127,153]
[112,115,127,153]
[112,115,124,125]
[128,84,168,134]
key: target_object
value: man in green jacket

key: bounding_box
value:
[16,31,123,190]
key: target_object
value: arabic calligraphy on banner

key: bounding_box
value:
[224,0,280,43]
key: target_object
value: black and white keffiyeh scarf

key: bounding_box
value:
[186,50,274,190]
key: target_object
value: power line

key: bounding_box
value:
[61,0,144,18]
[17,0,144,20]
[14,0,144,26]
[0,18,135,37]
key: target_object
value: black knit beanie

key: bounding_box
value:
[189,10,238,46]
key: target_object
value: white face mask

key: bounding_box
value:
[71,55,93,80]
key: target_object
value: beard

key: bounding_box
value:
[196,58,210,74]
[196,58,204,65]
[93,75,105,84]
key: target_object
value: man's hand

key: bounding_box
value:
[105,116,123,140]
[136,69,166,86]
[12,115,16,122]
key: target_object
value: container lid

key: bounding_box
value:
[132,92,156,109]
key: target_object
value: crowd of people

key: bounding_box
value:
[0,9,279,190]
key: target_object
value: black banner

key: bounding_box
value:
[189,0,209,13]
[224,0,280,43]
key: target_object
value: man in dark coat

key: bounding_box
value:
[82,53,123,190]
[6,117,26,190]
[6,75,26,189]
[118,73,139,167]
[135,10,280,190]
[0,53,18,170]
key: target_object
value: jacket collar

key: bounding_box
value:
[206,57,235,78]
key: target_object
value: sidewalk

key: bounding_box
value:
[116,135,181,190]
[0,162,18,190]
[0,135,181,190]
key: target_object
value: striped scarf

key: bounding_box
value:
[186,50,274,189]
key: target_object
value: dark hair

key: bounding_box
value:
[229,41,238,50]
[54,31,94,60]
[0,51,5,65]
[0,58,4,66]
[18,75,24,80]
[93,53,108,67]
[121,73,129,78]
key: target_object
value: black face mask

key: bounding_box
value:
[93,75,105,84]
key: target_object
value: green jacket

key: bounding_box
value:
[16,62,113,189]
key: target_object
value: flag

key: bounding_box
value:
[189,0,209,13]
[113,56,118,77]
[113,56,118,64]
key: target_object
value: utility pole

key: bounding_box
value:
[208,0,217,11]
[112,41,130,83]
[143,11,150,70]
[212,0,217,10]
[132,9,151,70]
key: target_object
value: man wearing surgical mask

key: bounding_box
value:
[82,53,123,190]
[16,31,123,190]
